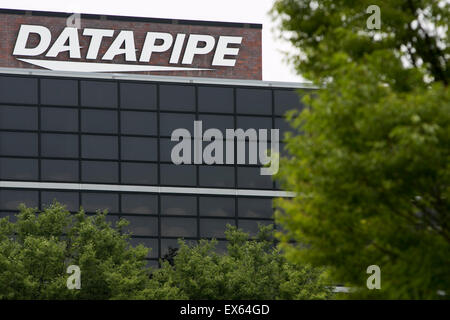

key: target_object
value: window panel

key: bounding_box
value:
[0,132,38,156]
[123,216,158,237]
[236,88,272,115]
[237,166,273,189]
[198,86,234,113]
[121,111,157,135]
[200,219,235,238]
[41,78,78,106]
[199,196,235,217]
[159,113,195,137]
[160,138,193,162]
[41,134,78,158]
[238,219,272,237]
[80,80,117,108]
[121,137,157,161]
[161,217,197,237]
[236,116,272,133]
[81,109,118,134]
[161,195,197,216]
[121,194,158,215]
[0,76,37,104]
[275,117,295,140]
[41,159,79,182]
[160,164,196,186]
[129,237,159,258]
[0,158,38,180]
[238,197,273,219]
[0,105,37,130]
[81,192,119,213]
[199,166,235,188]
[274,90,304,116]
[81,135,118,159]
[81,161,118,183]
[160,84,195,111]
[120,82,157,110]
[41,191,79,212]
[0,189,38,210]
[199,114,234,132]
[121,162,157,185]
[41,107,78,132]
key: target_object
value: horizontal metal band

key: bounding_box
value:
[0,181,295,198]
[0,67,317,89]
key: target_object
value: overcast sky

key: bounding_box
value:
[1,0,305,82]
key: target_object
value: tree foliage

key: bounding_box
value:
[146,224,332,300]
[0,203,330,299]
[0,202,151,299]
[272,0,449,299]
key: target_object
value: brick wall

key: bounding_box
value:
[0,9,262,80]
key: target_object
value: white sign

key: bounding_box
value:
[13,24,243,72]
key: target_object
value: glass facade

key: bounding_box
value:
[0,73,307,265]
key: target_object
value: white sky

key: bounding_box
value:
[1,0,305,82]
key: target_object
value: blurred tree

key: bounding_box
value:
[271,0,449,298]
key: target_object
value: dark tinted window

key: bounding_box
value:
[120,82,157,110]
[160,138,193,162]
[0,132,38,156]
[129,238,158,258]
[160,85,195,111]
[236,88,272,115]
[200,219,235,238]
[121,137,157,161]
[0,76,37,104]
[121,194,158,215]
[199,114,234,132]
[41,78,78,106]
[0,190,38,210]
[41,134,78,158]
[199,166,235,188]
[80,81,117,108]
[81,192,119,213]
[81,161,118,183]
[274,90,304,116]
[161,217,197,237]
[159,113,195,137]
[161,195,197,216]
[199,196,235,217]
[238,219,272,236]
[198,86,233,113]
[41,159,78,182]
[81,109,118,134]
[121,111,157,135]
[160,164,196,186]
[0,158,38,180]
[237,167,273,189]
[81,135,118,159]
[238,197,273,219]
[124,216,158,237]
[0,105,37,130]
[41,191,79,212]
[121,162,158,185]
[41,107,78,132]
[236,116,272,133]
[275,117,297,141]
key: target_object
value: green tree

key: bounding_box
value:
[271,0,449,299]
[146,224,332,300]
[0,202,152,299]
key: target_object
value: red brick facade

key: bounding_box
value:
[0,9,262,80]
